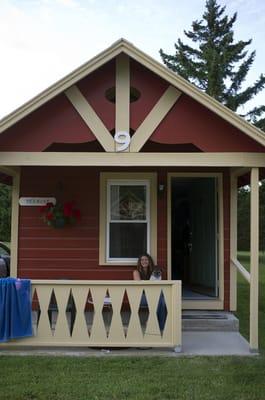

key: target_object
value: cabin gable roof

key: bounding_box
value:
[0,38,264,148]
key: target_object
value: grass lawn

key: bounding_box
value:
[0,253,264,400]
[1,356,265,400]
[236,252,265,350]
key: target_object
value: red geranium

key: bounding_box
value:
[46,212,54,221]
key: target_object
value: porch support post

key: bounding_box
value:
[10,168,20,277]
[230,173,237,311]
[0,166,20,177]
[249,167,259,351]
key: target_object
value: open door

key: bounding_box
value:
[171,177,218,298]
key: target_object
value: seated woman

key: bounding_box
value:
[133,253,166,331]
[133,253,154,281]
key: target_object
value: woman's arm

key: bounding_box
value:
[133,269,141,280]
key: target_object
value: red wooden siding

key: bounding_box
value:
[0,59,263,153]
[0,94,96,152]
[130,60,169,134]
[76,60,115,132]
[18,167,142,280]
[18,166,231,308]
[148,94,265,152]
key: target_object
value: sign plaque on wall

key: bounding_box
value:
[19,197,56,206]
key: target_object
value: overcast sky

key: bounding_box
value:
[0,0,264,119]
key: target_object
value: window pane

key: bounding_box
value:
[109,223,147,258]
[110,185,146,220]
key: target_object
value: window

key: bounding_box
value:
[107,181,150,261]
[99,173,157,265]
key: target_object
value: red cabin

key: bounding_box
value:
[0,39,264,351]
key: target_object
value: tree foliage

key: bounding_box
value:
[237,186,250,251]
[260,180,265,252]
[160,0,265,129]
[0,183,11,242]
[237,180,265,251]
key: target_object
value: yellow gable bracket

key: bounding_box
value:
[115,54,130,150]
[0,39,264,149]
[65,86,114,152]
[129,86,181,152]
[65,83,181,153]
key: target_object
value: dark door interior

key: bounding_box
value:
[171,177,218,298]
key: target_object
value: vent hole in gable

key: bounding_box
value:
[105,86,141,103]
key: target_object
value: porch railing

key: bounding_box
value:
[2,280,181,350]
[230,167,259,350]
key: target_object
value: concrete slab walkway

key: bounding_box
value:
[182,331,256,356]
[0,331,257,357]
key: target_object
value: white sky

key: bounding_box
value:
[0,0,264,119]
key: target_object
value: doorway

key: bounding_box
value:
[171,177,218,299]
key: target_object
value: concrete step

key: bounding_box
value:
[182,311,239,332]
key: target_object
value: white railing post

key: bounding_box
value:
[250,168,259,351]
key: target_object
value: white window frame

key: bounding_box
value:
[106,179,150,263]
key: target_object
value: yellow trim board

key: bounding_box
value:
[65,86,114,152]
[0,44,123,132]
[10,170,20,277]
[0,152,264,167]
[0,166,20,177]
[115,54,130,147]
[167,172,224,309]
[250,167,259,350]
[0,38,264,148]
[130,86,181,152]
[182,300,224,310]
[123,41,265,147]
[0,166,21,277]
[99,172,157,265]
[230,173,238,311]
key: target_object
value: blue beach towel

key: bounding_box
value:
[0,278,32,342]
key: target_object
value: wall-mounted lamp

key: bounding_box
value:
[158,182,166,195]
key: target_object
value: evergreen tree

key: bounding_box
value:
[160,0,265,129]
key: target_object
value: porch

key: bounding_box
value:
[0,280,181,350]
[0,163,260,354]
[0,279,254,355]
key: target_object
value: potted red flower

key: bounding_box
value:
[40,201,81,228]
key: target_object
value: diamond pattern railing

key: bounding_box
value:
[4,280,181,349]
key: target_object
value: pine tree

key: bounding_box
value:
[160,0,265,129]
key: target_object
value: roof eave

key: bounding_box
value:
[121,41,265,147]
[0,38,264,148]
[0,39,130,132]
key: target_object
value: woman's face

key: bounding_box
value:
[140,256,149,269]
